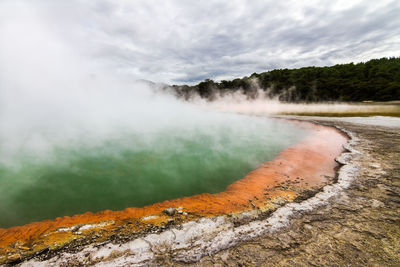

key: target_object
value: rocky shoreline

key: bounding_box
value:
[2,117,399,266]
[183,117,400,266]
[0,119,346,266]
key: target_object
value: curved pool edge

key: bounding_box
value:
[0,119,349,265]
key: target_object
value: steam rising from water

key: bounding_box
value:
[204,96,400,116]
[187,82,400,117]
[0,5,208,165]
[0,4,310,227]
[6,2,395,228]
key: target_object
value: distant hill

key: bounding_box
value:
[169,57,400,102]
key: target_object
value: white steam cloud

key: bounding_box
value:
[202,96,400,116]
[0,2,304,168]
[0,3,200,165]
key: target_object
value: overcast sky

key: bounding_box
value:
[1,0,399,84]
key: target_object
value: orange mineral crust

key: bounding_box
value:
[0,121,348,263]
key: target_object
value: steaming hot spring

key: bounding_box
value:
[0,77,347,253]
[0,102,315,228]
[0,54,349,255]
[0,59,351,266]
[0,13,347,256]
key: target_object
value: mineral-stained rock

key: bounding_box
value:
[6,253,20,263]
[163,208,177,216]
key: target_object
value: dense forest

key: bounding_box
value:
[169,57,400,102]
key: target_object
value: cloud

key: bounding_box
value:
[1,0,399,84]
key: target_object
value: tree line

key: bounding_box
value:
[169,57,400,102]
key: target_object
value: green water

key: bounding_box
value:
[0,117,308,228]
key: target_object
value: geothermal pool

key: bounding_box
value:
[0,116,308,228]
